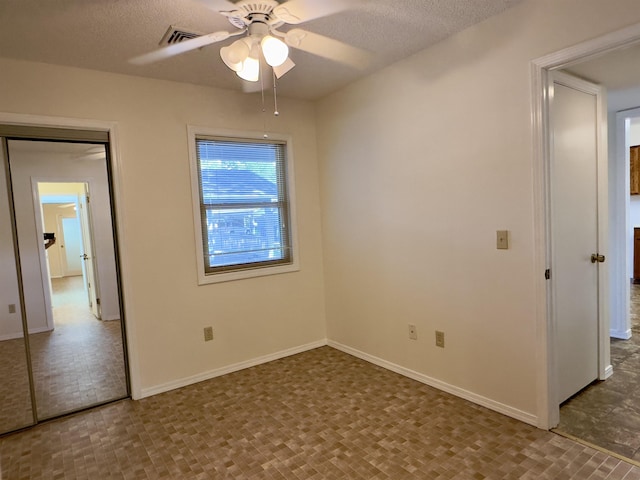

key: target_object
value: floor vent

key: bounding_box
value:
[160,26,201,45]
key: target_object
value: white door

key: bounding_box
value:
[78,185,100,319]
[550,71,607,404]
[60,216,82,275]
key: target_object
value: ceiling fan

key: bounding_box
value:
[130,0,371,84]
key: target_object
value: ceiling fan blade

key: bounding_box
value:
[285,29,371,69]
[273,58,295,79]
[130,31,232,65]
[273,0,358,24]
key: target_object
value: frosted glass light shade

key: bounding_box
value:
[220,39,250,72]
[237,55,260,82]
[261,35,289,67]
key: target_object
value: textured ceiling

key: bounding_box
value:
[564,41,640,91]
[0,0,525,100]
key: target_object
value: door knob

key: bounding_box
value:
[591,254,605,263]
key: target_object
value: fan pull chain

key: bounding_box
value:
[260,61,268,138]
[273,69,279,117]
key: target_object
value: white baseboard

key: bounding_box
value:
[0,325,52,341]
[610,328,631,340]
[604,364,614,380]
[139,339,328,399]
[138,338,538,427]
[328,340,538,427]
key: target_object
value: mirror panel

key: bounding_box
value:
[0,140,35,434]
[8,140,128,420]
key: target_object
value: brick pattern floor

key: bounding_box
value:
[0,276,127,433]
[558,283,640,461]
[0,335,33,432]
[2,347,640,479]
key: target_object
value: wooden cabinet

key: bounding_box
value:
[631,145,640,195]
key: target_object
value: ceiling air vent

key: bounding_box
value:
[160,26,201,45]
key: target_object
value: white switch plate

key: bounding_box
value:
[497,230,509,249]
[408,324,418,340]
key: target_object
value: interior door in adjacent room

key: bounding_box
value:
[550,71,608,404]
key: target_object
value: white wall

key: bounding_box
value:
[0,58,327,397]
[0,149,23,340]
[316,0,640,422]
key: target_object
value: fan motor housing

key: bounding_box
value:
[225,1,281,29]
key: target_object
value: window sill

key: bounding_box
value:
[197,261,300,285]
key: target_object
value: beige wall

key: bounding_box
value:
[0,149,22,340]
[316,0,640,421]
[0,58,327,397]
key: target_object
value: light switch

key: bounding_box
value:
[497,230,509,250]
[8,304,16,314]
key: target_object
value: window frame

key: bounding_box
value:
[188,126,299,284]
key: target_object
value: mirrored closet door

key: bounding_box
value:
[0,127,129,434]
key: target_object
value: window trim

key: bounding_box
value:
[188,126,299,284]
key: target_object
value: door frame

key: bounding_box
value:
[0,112,141,400]
[532,23,640,429]
[77,184,100,318]
[614,107,640,340]
[33,179,101,320]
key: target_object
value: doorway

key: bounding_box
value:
[554,106,640,461]
[533,23,640,457]
[0,128,129,433]
[39,182,100,322]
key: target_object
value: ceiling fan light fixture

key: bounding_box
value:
[236,54,260,82]
[261,35,289,67]
[220,39,250,72]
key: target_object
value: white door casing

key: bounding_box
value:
[611,108,640,340]
[78,184,101,319]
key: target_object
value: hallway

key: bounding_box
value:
[557,284,640,462]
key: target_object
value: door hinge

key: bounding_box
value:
[96,298,101,305]
[86,195,90,203]
[545,269,550,280]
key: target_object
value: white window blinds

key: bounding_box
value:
[195,136,292,274]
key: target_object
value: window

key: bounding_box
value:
[189,128,298,284]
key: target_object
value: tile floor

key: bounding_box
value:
[2,346,640,479]
[558,284,640,462]
[0,276,127,433]
[0,335,33,433]
[32,276,127,419]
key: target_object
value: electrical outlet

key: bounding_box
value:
[408,324,418,340]
[8,304,16,314]
[435,330,445,348]
[203,326,214,342]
